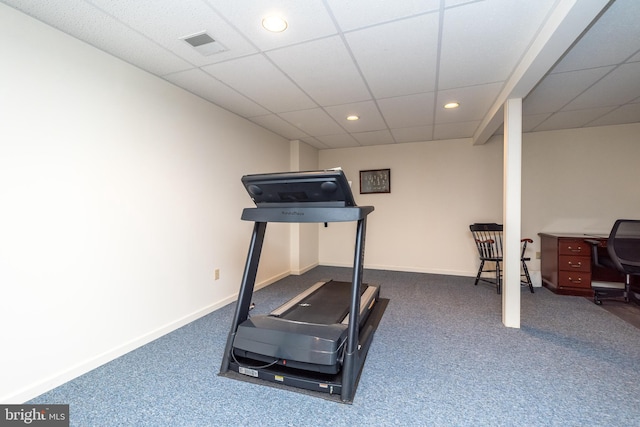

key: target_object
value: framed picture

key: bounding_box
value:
[360,169,391,194]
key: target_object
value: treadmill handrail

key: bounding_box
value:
[241,206,374,223]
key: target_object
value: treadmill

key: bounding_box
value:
[219,169,387,403]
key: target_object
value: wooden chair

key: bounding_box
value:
[470,223,534,294]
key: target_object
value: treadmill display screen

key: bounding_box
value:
[242,169,357,207]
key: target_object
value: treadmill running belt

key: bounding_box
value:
[280,281,366,324]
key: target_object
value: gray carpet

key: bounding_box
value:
[29,267,640,426]
[601,297,640,330]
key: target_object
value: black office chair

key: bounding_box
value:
[586,219,640,305]
[470,223,534,294]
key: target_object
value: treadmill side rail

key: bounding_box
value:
[342,284,379,326]
[270,281,326,317]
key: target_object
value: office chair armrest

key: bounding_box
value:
[585,239,603,267]
[521,238,533,243]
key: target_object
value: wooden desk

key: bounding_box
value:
[538,233,626,296]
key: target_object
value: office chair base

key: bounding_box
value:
[592,280,629,305]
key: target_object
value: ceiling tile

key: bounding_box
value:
[249,114,309,139]
[433,121,478,140]
[391,126,434,143]
[439,0,556,89]
[165,68,270,117]
[316,134,360,149]
[278,108,345,136]
[4,0,192,76]
[325,101,387,133]
[587,103,640,127]
[522,113,552,132]
[299,137,329,149]
[533,107,617,132]
[202,54,316,113]
[207,0,337,51]
[352,130,394,146]
[444,0,480,6]
[524,66,614,115]
[345,13,440,98]
[378,93,435,128]
[88,0,258,68]
[435,83,502,123]
[563,62,640,110]
[551,0,640,73]
[3,0,636,148]
[325,0,440,31]
[267,36,371,106]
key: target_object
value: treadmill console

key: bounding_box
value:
[241,169,356,207]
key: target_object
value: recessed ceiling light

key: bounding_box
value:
[346,115,359,121]
[444,102,460,109]
[262,15,288,32]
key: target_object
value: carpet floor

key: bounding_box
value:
[29,266,640,426]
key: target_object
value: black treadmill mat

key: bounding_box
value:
[280,280,366,324]
[220,298,389,404]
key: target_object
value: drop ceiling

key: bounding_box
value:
[3,0,638,149]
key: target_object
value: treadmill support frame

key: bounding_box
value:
[220,215,372,403]
[219,221,266,373]
[340,216,367,401]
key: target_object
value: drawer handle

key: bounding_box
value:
[567,246,582,252]
[568,261,582,268]
[568,277,582,283]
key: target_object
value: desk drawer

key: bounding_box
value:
[558,255,590,272]
[559,240,590,256]
[559,271,591,289]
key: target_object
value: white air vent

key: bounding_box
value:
[180,32,227,56]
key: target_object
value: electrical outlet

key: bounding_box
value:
[214,269,220,280]
[536,251,541,259]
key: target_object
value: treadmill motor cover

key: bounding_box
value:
[233,316,348,367]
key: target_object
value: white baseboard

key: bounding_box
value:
[255,270,291,290]
[320,262,477,277]
[320,262,543,287]
[6,269,293,404]
[290,262,319,276]
[4,302,226,403]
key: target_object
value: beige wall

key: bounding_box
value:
[522,123,640,270]
[319,123,640,276]
[319,138,502,275]
[0,4,291,402]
